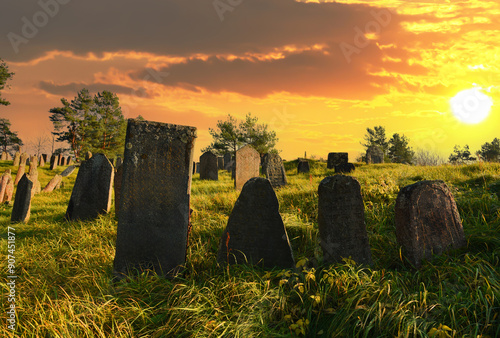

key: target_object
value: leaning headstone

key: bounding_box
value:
[49,154,58,170]
[297,160,310,174]
[235,145,260,190]
[113,164,123,217]
[224,153,233,172]
[199,151,218,180]
[262,153,287,188]
[217,177,295,268]
[14,153,29,185]
[217,156,224,170]
[13,152,21,166]
[327,152,348,169]
[28,155,41,195]
[395,180,466,268]
[38,154,45,167]
[61,165,76,177]
[65,154,114,221]
[42,175,62,193]
[113,119,197,279]
[334,163,355,174]
[0,170,13,204]
[11,174,33,223]
[318,175,373,265]
[366,146,384,164]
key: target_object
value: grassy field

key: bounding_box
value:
[1,160,499,337]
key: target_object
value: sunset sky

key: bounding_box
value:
[1,0,499,161]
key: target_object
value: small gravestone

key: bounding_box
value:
[11,174,33,223]
[327,152,348,169]
[318,175,373,265]
[224,153,233,172]
[235,145,260,190]
[335,163,355,174]
[66,157,72,165]
[1,151,9,161]
[218,156,224,170]
[42,154,48,163]
[61,165,76,177]
[38,155,45,167]
[113,119,197,279]
[13,152,21,166]
[297,160,310,173]
[200,151,218,180]
[395,180,466,268]
[366,146,384,164]
[115,157,122,168]
[65,154,114,221]
[57,154,63,166]
[28,155,41,195]
[42,175,62,193]
[114,164,123,217]
[49,154,58,170]
[0,170,14,204]
[217,177,295,268]
[14,153,29,185]
[262,153,287,188]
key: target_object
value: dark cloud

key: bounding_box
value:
[38,80,151,98]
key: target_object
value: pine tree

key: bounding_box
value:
[388,133,414,164]
[0,118,23,154]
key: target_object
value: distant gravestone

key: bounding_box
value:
[57,154,64,166]
[318,175,373,265]
[334,163,355,174]
[13,152,21,166]
[11,174,33,223]
[41,154,48,163]
[113,119,197,279]
[14,153,29,185]
[297,160,310,174]
[366,146,384,164]
[200,151,218,180]
[49,154,58,170]
[0,170,14,204]
[395,180,466,268]
[217,156,224,170]
[235,145,260,190]
[224,153,233,172]
[66,157,72,165]
[1,151,9,161]
[217,177,295,268]
[65,153,114,221]
[327,152,348,169]
[39,154,45,167]
[195,162,200,173]
[61,165,76,177]
[262,153,287,188]
[42,175,62,193]
[28,155,41,195]
[114,164,123,217]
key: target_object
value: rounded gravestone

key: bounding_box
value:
[200,151,218,180]
[327,152,348,169]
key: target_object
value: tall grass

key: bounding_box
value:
[1,160,499,337]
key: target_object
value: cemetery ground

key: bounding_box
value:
[1,160,499,337]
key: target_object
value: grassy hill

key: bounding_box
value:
[1,160,499,337]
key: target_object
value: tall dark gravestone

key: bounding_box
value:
[38,154,45,167]
[11,174,33,223]
[217,177,295,268]
[318,175,373,266]
[395,180,466,268]
[217,156,224,170]
[262,153,287,188]
[199,151,218,181]
[297,160,310,174]
[65,153,114,221]
[113,119,197,279]
[327,152,348,169]
[235,145,260,190]
[49,154,58,170]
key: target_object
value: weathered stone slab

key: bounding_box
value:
[318,175,373,265]
[42,175,62,193]
[366,146,384,164]
[49,154,58,170]
[334,163,355,174]
[217,156,224,170]
[395,180,466,268]
[327,152,348,169]
[14,153,29,185]
[217,177,295,268]
[66,157,72,165]
[262,153,287,188]
[28,155,41,196]
[11,174,33,223]
[0,170,13,204]
[113,164,123,217]
[113,119,197,279]
[297,160,310,173]
[65,154,114,221]
[61,165,76,177]
[13,152,21,166]
[199,151,218,180]
[41,154,48,163]
[38,154,45,167]
[1,151,10,161]
[235,145,260,190]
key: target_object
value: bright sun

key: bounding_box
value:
[450,88,493,124]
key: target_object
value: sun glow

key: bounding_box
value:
[450,88,493,124]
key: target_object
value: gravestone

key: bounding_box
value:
[58,154,64,166]
[195,162,200,173]
[28,155,41,195]
[262,153,287,188]
[114,164,123,217]
[38,154,45,167]
[218,156,224,170]
[61,165,76,177]
[334,163,355,174]
[13,152,21,166]
[327,152,348,169]
[192,161,196,175]
[395,180,466,268]
[42,175,62,193]
[14,153,29,185]
[235,145,260,190]
[217,177,295,268]
[297,160,310,174]
[366,146,384,164]
[49,154,58,170]
[11,174,33,223]
[65,154,114,221]
[113,119,197,279]
[1,151,9,161]
[66,157,73,165]
[224,153,233,172]
[318,175,373,265]
[41,154,48,163]
[0,170,14,204]
[199,151,218,180]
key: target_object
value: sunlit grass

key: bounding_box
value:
[1,160,499,337]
